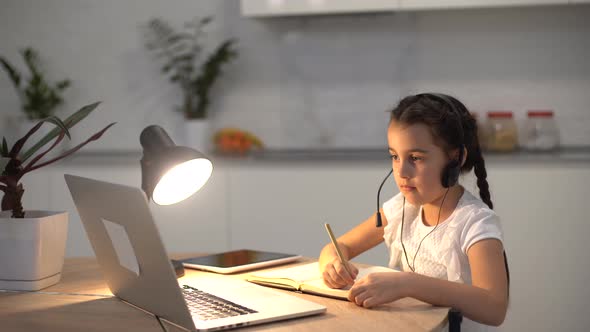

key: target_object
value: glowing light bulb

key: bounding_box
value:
[152,158,213,205]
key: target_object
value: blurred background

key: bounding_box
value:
[2,0,589,150]
[1,1,589,331]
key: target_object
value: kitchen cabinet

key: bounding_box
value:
[241,0,571,17]
[226,160,590,332]
[478,164,590,332]
[15,155,590,331]
[226,163,391,265]
[241,0,399,17]
[398,0,568,10]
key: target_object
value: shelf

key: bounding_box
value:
[54,146,590,166]
[244,146,590,163]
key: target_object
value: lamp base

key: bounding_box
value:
[171,259,185,278]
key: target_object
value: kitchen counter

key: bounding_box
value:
[61,146,590,165]
[248,146,590,163]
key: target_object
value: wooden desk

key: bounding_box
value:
[0,256,449,332]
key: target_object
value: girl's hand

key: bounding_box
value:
[320,258,359,289]
[348,272,411,308]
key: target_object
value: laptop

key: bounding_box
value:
[64,174,326,331]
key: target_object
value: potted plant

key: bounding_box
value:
[143,16,238,152]
[0,102,114,290]
[1,47,71,149]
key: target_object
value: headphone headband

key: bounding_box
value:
[415,93,466,147]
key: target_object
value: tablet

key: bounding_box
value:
[180,249,302,274]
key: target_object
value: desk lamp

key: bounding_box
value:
[139,125,213,277]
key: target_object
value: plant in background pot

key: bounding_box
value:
[143,16,238,152]
[0,102,115,291]
[1,47,72,150]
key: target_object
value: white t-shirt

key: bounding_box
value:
[382,188,504,332]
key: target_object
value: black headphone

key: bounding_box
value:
[416,93,465,188]
[375,92,466,219]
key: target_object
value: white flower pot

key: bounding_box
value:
[184,119,211,153]
[0,210,68,291]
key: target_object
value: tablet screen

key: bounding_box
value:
[180,249,301,273]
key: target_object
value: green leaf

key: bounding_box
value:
[20,101,101,162]
[21,47,40,77]
[0,56,22,88]
[42,115,71,139]
[0,157,9,175]
[162,63,173,73]
[200,16,213,26]
[1,137,9,158]
[55,79,71,90]
[22,122,116,174]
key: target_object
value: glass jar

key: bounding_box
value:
[520,110,560,151]
[485,111,518,152]
[472,112,488,151]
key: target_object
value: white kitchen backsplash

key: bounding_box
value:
[0,0,589,151]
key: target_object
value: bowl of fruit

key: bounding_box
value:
[212,127,264,156]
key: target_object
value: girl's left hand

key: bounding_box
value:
[348,272,410,308]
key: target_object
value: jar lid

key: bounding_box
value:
[527,110,554,117]
[487,111,513,118]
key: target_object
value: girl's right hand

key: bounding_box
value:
[320,257,359,289]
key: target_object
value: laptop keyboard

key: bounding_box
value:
[181,285,258,321]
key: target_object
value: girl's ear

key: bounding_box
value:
[461,146,468,167]
[448,146,468,167]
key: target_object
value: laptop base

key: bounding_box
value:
[171,259,185,278]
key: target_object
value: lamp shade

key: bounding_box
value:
[140,125,212,205]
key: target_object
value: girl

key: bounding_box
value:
[318,93,509,330]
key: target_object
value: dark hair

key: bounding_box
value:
[390,93,510,296]
[389,93,492,209]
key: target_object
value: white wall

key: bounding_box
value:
[1,1,589,151]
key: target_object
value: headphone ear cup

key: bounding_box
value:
[441,160,461,188]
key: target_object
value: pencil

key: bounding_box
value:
[324,223,353,276]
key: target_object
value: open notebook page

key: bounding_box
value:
[248,262,399,299]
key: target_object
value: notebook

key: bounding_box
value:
[64,174,326,331]
[247,262,399,300]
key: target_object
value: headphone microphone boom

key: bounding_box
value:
[375,169,393,227]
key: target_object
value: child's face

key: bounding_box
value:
[387,121,450,206]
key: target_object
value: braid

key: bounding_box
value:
[459,109,494,209]
[473,142,512,298]
[473,145,493,209]
[473,133,510,296]
[391,92,509,297]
